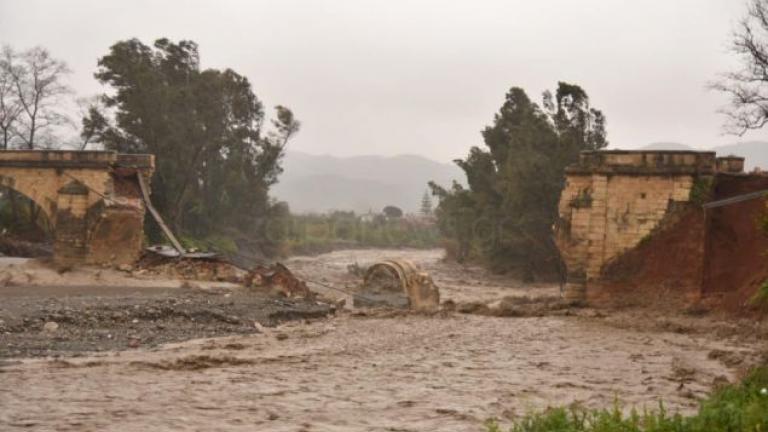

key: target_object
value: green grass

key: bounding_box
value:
[486,365,768,432]
[179,234,239,255]
[751,281,768,307]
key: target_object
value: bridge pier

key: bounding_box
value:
[0,150,154,267]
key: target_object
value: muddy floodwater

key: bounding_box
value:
[1,249,765,431]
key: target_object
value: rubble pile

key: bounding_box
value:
[245,263,315,299]
[135,252,315,300]
[0,287,332,358]
[135,254,247,283]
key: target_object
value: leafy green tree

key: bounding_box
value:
[382,205,403,219]
[431,82,607,275]
[89,38,299,254]
[428,180,475,262]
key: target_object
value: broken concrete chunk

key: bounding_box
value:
[353,260,440,311]
[42,321,59,332]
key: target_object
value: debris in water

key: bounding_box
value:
[42,321,59,332]
[353,260,440,311]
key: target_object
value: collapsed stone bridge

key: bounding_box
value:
[0,150,154,266]
[554,149,762,304]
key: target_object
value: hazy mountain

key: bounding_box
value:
[272,152,464,214]
[641,141,768,170]
[711,141,768,170]
[641,142,694,151]
[276,142,767,214]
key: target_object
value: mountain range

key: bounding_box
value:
[272,152,464,214]
[274,142,767,214]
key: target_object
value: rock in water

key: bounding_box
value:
[42,321,59,332]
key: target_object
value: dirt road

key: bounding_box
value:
[0,249,765,431]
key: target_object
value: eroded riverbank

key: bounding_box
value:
[0,248,765,431]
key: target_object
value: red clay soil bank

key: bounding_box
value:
[595,206,705,307]
[596,174,768,312]
[702,174,768,311]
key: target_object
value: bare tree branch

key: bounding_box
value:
[2,45,71,149]
[711,0,768,134]
[0,46,24,149]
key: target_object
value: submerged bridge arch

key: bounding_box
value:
[0,150,154,266]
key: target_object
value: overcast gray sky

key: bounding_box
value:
[0,0,761,162]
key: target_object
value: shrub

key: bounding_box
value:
[751,280,768,307]
[486,365,768,432]
[689,176,714,205]
[276,213,443,255]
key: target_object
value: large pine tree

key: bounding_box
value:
[430,82,607,276]
[87,38,299,253]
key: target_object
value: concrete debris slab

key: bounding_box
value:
[354,259,440,311]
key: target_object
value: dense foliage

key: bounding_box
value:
[272,211,441,256]
[430,82,607,276]
[486,365,768,432]
[87,38,299,255]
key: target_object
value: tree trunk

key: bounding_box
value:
[9,190,19,229]
[27,118,35,149]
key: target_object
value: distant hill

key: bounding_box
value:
[272,152,464,214]
[641,142,694,151]
[276,143,767,213]
[710,141,768,170]
[641,141,768,170]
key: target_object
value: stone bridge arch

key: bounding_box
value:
[0,150,154,266]
[0,171,57,224]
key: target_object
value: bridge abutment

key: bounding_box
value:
[0,150,154,267]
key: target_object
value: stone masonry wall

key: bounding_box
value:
[558,173,694,281]
[0,151,154,267]
[555,150,731,300]
[0,167,112,222]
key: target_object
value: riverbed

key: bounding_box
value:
[0,248,764,431]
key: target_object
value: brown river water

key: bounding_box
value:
[0,249,763,431]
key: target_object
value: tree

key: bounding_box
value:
[428,180,475,262]
[0,49,22,149]
[714,0,768,134]
[382,205,403,219]
[76,96,110,150]
[1,45,71,149]
[90,38,299,253]
[430,82,607,275]
[420,190,433,215]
